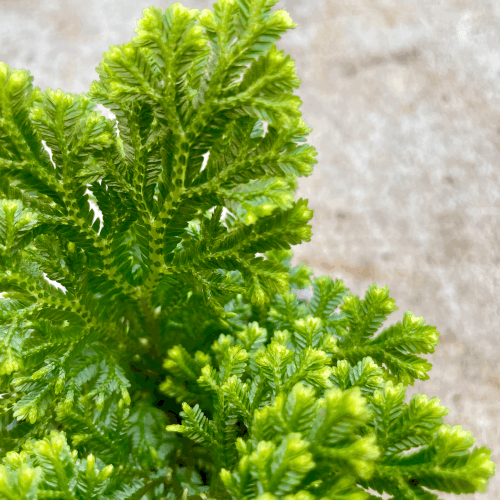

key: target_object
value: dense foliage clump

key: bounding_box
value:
[0,1,495,498]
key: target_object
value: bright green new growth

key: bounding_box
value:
[0,0,495,499]
[163,272,494,498]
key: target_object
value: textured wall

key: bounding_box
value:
[1,0,499,498]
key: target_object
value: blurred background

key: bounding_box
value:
[1,0,499,498]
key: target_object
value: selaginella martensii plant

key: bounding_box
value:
[0,0,495,498]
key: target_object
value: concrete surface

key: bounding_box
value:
[0,0,499,498]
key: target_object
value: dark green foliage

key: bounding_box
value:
[0,0,495,499]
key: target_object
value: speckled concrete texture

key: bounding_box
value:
[1,0,499,498]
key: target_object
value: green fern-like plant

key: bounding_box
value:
[163,264,495,499]
[0,1,495,499]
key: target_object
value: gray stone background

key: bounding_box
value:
[1,0,499,498]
